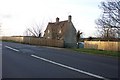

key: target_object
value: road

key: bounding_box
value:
[2,42,119,79]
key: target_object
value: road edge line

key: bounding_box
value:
[5,46,19,52]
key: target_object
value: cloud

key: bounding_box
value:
[0,0,102,37]
[0,14,12,19]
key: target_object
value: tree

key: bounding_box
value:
[88,36,93,41]
[76,30,82,48]
[96,0,120,38]
[25,22,43,37]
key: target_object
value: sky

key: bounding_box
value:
[0,0,104,37]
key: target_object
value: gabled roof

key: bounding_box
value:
[45,15,73,33]
[44,15,76,40]
[44,20,68,32]
[44,20,70,40]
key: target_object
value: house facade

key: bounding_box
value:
[44,15,77,48]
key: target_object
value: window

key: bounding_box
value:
[48,30,50,33]
[59,30,61,34]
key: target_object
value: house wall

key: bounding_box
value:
[64,22,77,48]
[44,25,52,39]
[43,16,77,48]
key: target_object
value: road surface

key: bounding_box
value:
[2,42,119,79]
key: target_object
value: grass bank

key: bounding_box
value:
[2,40,120,57]
[72,48,120,57]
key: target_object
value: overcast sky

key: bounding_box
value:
[0,0,104,37]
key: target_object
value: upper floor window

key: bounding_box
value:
[48,30,50,33]
[59,30,61,34]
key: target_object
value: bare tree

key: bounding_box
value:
[76,30,82,48]
[76,30,82,42]
[96,0,120,38]
[25,22,43,37]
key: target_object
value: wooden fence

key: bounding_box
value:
[2,36,64,47]
[84,41,120,51]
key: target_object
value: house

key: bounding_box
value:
[44,15,77,48]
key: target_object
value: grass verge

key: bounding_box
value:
[2,40,120,57]
[71,48,120,57]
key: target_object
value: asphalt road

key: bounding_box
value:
[2,42,119,79]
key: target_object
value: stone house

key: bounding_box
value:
[44,15,77,48]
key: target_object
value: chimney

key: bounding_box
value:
[56,17,59,23]
[68,15,72,22]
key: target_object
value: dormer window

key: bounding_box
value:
[48,30,50,33]
[47,37,50,39]
[59,30,61,34]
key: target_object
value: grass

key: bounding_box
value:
[72,48,120,57]
[1,40,21,43]
[1,40,120,57]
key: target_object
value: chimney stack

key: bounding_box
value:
[68,15,72,22]
[56,17,59,23]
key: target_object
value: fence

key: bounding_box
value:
[84,41,120,51]
[2,36,64,48]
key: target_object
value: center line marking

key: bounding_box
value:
[31,54,109,80]
[5,46,19,52]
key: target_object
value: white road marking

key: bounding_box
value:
[31,54,109,80]
[5,46,19,52]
